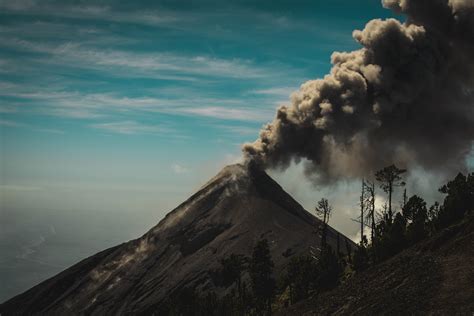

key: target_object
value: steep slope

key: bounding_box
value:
[0,164,354,315]
[280,214,474,315]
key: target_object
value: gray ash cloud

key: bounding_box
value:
[243,0,474,183]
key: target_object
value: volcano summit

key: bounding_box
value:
[0,164,354,315]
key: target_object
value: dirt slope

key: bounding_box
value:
[280,215,474,315]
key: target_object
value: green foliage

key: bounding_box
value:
[352,237,369,272]
[375,165,407,194]
[221,254,246,286]
[375,164,406,221]
[404,195,428,243]
[316,246,343,290]
[373,212,407,261]
[436,173,474,228]
[285,255,318,303]
[403,195,427,222]
[250,239,276,315]
[370,172,473,264]
[220,253,250,314]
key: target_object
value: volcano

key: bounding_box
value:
[0,164,354,315]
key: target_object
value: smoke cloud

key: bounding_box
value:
[243,0,474,183]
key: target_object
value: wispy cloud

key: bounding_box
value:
[0,119,64,134]
[176,106,271,122]
[0,119,21,127]
[2,38,273,80]
[252,86,297,97]
[171,163,188,174]
[213,124,260,136]
[0,84,273,122]
[90,121,169,135]
[0,2,180,28]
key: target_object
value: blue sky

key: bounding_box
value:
[0,0,398,216]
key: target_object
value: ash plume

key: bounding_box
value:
[243,0,474,183]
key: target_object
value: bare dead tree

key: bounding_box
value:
[359,181,365,243]
[315,198,332,250]
[352,180,373,245]
[364,180,376,244]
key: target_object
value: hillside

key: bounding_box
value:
[279,214,474,315]
[0,164,354,315]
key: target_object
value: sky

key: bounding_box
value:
[0,0,445,301]
[0,0,400,218]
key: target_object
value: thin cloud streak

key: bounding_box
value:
[0,2,181,28]
[90,121,170,135]
[0,119,64,134]
[2,38,275,80]
[0,85,274,122]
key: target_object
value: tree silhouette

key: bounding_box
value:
[317,246,343,290]
[375,165,406,223]
[315,198,332,249]
[250,239,275,315]
[437,172,474,227]
[315,198,332,225]
[286,255,317,304]
[402,195,427,222]
[221,254,247,300]
[364,180,376,246]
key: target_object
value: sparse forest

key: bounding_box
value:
[155,167,474,315]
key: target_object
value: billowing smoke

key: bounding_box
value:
[243,0,474,183]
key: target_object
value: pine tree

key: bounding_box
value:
[315,198,332,250]
[375,165,407,223]
[250,239,275,315]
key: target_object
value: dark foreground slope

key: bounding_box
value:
[1,164,353,315]
[280,215,474,315]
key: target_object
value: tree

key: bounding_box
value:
[250,239,275,315]
[315,198,332,225]
[359,181,366,243]
[352,235,369,272]
[364,180,377,245]
[221,254,247,300]
[315,198,332,249]
[354,180,375,244]
[317,246,343,290]
[427,202,440,235]
[375,164,407,223]
[285,255,317,304]
[373,202,407,261]
[390,213,407,254]
[437,172,474,227]
[403,195,428,243]
[402,195,427,222]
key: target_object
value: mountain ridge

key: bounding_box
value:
[0,164,354,315]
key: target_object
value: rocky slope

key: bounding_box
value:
[0,163,354,315]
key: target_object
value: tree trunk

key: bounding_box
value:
[360,181,364,244]
[388,182,393,223]
[371,182,376,242]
